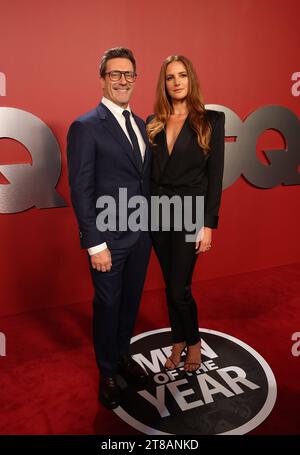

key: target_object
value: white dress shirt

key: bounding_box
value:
[88,97,146,256]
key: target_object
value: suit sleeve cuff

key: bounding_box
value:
[204,214,219,229]
[88,242,108,255]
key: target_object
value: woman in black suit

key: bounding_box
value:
[147,55,225,372]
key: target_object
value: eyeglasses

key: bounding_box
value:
[105,71,137,83]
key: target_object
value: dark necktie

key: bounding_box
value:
[122,110,143,173]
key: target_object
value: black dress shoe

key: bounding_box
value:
[99,376,121,410]
[119,355,148,387]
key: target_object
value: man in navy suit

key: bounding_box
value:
[67,47,152,409]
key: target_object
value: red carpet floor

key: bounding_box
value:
[0,262,300,434]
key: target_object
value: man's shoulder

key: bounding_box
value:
[73,105,102,125]
[67,104,107,136]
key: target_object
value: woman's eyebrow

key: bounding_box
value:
[166,71,187,77]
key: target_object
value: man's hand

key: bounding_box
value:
[91,248,112,272]
[195,227,212,254]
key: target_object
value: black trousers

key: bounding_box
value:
[89,231,152,377]
[152,229,200,346]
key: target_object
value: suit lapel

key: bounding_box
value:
[132,113,150,175]
[155,130,170,178]
[96,103,141,174]
[158,117,191,181]
[164,115,190,158]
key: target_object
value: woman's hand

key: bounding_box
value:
[195,227,212,254]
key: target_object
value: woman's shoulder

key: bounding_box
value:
[205,109,225,126]
[146,114,155,124]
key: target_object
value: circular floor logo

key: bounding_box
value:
[115,328,277,435]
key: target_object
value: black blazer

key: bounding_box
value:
[148,109,225,229]
[67,102,152,249]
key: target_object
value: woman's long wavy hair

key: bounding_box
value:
[147,55,211,155]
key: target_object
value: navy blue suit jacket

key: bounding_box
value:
[67,102,152,249]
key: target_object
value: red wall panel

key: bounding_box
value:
[0,0,299,316]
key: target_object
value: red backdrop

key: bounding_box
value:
[0,0,299,317]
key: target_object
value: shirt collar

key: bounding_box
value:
[101,96,132,118]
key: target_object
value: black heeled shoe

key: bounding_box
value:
[165,342,187,370]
